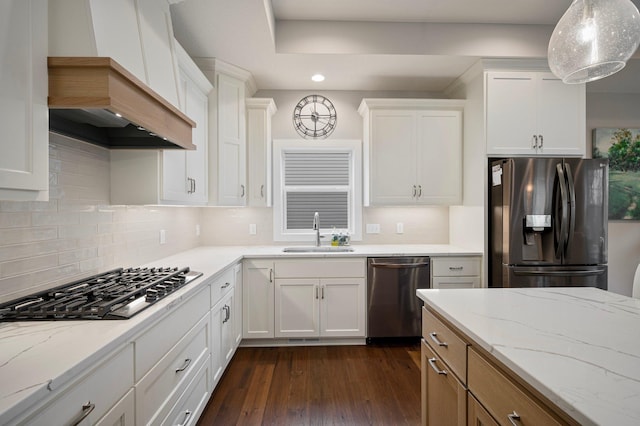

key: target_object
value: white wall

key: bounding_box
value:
[0,134,201,303]
[587,92,640,296]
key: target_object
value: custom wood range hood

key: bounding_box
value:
[48,57,196,150]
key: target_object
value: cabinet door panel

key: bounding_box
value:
[185,80,209,203]
[243,260,274,338]
[320,278,365,337]
[217,74,246,206]
[537,74,585,157]
[0,0,48,200]
[275,278,318,338]
[486,72,538,156]
[421,340,466,426]
[417,111,462,204]
[370,110,417,204]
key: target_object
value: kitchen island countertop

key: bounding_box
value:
[0,244,478,424]
[417,287,640,426]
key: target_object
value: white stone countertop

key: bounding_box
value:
[0,244,479,423]
[416,287,640,426]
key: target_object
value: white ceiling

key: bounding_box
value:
[170,0,640,93]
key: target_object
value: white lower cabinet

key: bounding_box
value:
[95,388,135,426]
[21,344,134,426]
[275,277,365,338]
[162,356,211,426]
[273,259,366,339]
[210,263,242,390]
[243,259,275,339]
[431,256,482,289]
[135,314,210,425]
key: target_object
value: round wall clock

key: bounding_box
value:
[292,94,337,139]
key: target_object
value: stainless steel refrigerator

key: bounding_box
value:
[489,157,608,289]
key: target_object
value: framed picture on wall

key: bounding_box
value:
[593,128,640,220]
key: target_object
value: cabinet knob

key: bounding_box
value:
[175,358,192,373]
[70,401,95,426]
[507,411,522,426]
[427,357,448,375]
[429,331,448,347]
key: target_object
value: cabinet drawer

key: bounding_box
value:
[422,307,468,383]
[24,344,134,426]
[432,276,480,289]
[468,348,563,426]
[275,258,365,278]
[468,393,499,426]
[135,285,209,380]
[136,314,210,425]
[162,356,210,426]
[210,266,235,307]
[432,257,480,277]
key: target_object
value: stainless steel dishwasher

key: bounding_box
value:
[367,257,430,341]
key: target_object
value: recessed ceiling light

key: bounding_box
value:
[311,74,325,82]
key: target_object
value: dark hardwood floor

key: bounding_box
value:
[197,342,422,425]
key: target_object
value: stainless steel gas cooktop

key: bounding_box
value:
[0,267,203,321]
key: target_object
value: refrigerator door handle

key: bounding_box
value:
[513,268,607,276]
[564,162,576,255]
[554,164,569,259]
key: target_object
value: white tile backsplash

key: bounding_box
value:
[0,134,201,303]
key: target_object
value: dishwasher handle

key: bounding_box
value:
[371,262,429,269]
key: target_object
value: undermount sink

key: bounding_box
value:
[282,246,354,253]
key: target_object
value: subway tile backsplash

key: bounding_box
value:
[0,134,201,303]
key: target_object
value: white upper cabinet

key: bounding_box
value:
[0,0,49,201]
[486,71,585,157]
[49,0,181,109]
[217,73,247,206]
[359,99,464,206]
[246,98,277,207]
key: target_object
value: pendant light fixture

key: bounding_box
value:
[548,0,640,84]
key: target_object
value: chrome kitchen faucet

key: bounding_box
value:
[313,212,320,246]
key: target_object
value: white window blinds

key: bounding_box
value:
[283,151,350,230]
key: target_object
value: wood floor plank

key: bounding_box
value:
[197,343,421,425]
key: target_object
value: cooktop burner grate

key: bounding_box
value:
[0,267,203,321]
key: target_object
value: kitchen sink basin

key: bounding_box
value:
[282,246,354,253]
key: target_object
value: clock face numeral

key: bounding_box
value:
[293,94,337,139]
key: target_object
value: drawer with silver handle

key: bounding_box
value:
[432,256,481,277]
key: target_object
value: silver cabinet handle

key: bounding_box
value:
[192,178,196,193]
[177,410,192,426]
[427,357,447,375]
[507,411,521,426]
[175,358,192,373]
[315,285,319,299]
[71,401,95,426]
[260,184,264,198]
[412,185,417,197]
[532,135,538,149]
[240,184,245,197]
[418,185,422,197]
[269,268,274,283]
[222,305,230,323]
[429,332,448,347]
[321,286,324,299]
[221,282,231,289]
[448,266,464,271]
[538,134,543,148]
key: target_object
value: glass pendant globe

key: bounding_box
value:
[548,0,640,84]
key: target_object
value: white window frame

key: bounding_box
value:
[273,139,362,243]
